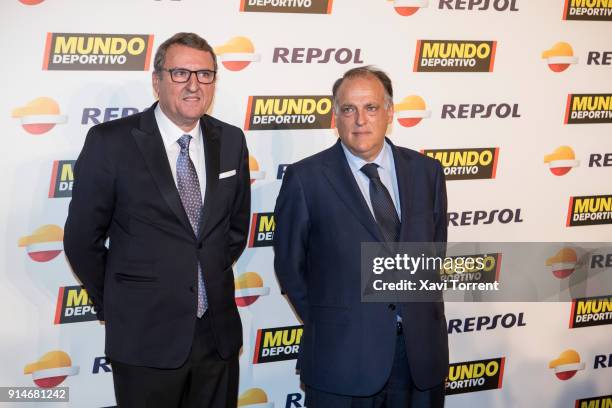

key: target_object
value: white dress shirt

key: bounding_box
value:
[154,104,206,201]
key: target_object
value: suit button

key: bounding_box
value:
[388,304,396,311]
[197,243,203,250]
[189,286,196,293]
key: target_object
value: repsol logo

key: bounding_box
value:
[244,95,334,130]
[43,33,154,71]
[253,325,303,363]
[248,212,275,247]
[92,357,112,374]
[565,94,612,124]
[589,153,612,168]
[438,0,519,11]
[440,253,501,284]
[272,47,363,64]
[567,195,612,227]
[570,296,612,328]
[594,354,612,369]
[54,286,97,324]
[563,0,612,21]
[448,313,526,334]
[422,148,499,180]
[81,107,141,125]
[240,0,333,14]
[414,40,496,72]
[49,160,75,198]
[285,392,305,408]
[449,209,523,226]
[441,103,520,119]
[575,394,612,408]
[591,252,612,269]
[587,51,612,65]
[446,357,505,395]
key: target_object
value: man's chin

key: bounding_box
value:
[179,110,207,122]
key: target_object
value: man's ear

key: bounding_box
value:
[386,102,394,124]
[152,71,160,99]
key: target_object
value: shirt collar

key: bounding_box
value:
[154,104,202,149]
[341,139,393,175]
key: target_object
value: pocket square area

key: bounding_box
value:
[219,169,237,179]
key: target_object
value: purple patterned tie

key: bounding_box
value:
[176,134,207,318]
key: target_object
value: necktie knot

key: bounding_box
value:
[361,162,399,242]
[177,134,192,151]
[360,163,380,180]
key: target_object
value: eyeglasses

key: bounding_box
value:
[161,68,216,84]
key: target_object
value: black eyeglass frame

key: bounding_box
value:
[160,68,217,84]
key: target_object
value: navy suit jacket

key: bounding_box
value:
[64,103,250,368]
[273,139,448,396]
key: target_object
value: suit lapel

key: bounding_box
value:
[322,141,384,242]
[389,139,415,242]
[132,104,194,237]
[197,115,220,241]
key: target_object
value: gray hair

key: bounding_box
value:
[153,32,217,74]
[332,65,394,113]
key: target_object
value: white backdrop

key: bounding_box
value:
[1,0,611,407]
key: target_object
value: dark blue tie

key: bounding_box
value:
[176,134,207,317]
[360,163,400,242]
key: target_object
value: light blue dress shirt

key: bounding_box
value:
[340,140,402,221]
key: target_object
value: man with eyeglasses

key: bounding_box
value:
[64,32,250,407]
[274,66,448,407]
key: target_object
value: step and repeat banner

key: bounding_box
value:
[1,0,611,407]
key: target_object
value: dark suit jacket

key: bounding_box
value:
[273,139,448,396]
[64,103,250,368]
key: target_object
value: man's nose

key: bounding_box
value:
[186,72,199,91]
[355,108,367,126]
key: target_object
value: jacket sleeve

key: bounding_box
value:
[432,160,448,244]
[63,126,115,321]
[273,165,310,323]
[228,129,251,265]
